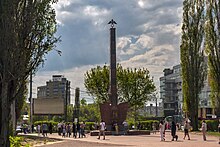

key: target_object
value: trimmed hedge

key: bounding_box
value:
[34,120,58,126]
[128,120,159,130]
[85,122,95,130]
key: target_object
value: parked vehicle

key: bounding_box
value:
[16,125,22,134]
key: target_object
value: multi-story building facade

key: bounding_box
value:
[160,65,215,118]
[37,75,71,105]
[139,103,163,117]
[160,65,182,116]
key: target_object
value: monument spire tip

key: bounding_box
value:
[108,19,117,28]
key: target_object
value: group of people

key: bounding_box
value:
[57,121,86,138]
[35,118,220,144]
[159,120,210,142]
[37,123,53,137]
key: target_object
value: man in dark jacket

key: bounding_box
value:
[171,121,178,141]
[72,122,77,138]
[77,122,81,138]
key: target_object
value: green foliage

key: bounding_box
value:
[79,103,100,122]
[84,65,109,103]
[127,120,159,130]
[117,65,156,107]
[84,64,155,108]
[180,0,206,131]
[33,115,50,122]
[67,105,74,122]
[15,83,28,121]
[140,120,159,130]
[9,136,23,147]
[207,132,220,137]
[34,120,58,125]
[0,0,60,145]
[85,122,95,130]
[205,1,220,116]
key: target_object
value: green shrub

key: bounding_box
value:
[34,120,58,126]
[85,122,95,130]
[139,120,159,130]
[10,136,23,147]
[207,120,218,131]
[127,120,159,130]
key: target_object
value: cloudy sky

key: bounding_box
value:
[32,0,183,103]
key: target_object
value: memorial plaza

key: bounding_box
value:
[22,131,220,147]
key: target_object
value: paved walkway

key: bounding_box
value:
[29,131,220,147]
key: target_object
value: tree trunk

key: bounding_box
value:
[0,82,10,147]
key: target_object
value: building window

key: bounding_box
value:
[206,108,212,114]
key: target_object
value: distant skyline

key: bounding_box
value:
[32,0,183,103]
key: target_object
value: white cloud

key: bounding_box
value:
[32,0,183,102]
[83,6,109,17]
[117,35,153,56]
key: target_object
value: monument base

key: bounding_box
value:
[100,102,129,131]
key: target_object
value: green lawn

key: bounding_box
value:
[16,135,62,146]
[207,132,220,137]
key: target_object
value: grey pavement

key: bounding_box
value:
[30,131,220,147]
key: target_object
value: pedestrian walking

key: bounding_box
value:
[77,121,81,138]
[218,119,220,144]
[152,122,156,134]
[171,121,178,141]
[37,124,41,136]
[159,121,165,141]
[115,123,119,135]
[42,123,48,137]
[137,122,141,130]
[67,123,71,137]
[201,120,207,141]
[183,121,190,140]
[57,122,62,136]
[97,120,106,140]
[80,121,86,138]
[122,120,128,135]
[72,122,77,138]
[49,123,52,134]
[31,124,34,133]
[62,124,66,138]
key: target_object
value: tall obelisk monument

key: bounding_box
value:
[99,20,128,131]
[108,19,118,122]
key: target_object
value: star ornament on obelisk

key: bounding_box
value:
[108,19,117,28]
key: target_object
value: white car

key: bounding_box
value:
[16,125,22,134]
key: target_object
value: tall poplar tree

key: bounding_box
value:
[0,0,59,146]
[205,0,220,116]
[180,0,206,131]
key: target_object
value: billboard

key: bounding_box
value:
[33,98,64,115]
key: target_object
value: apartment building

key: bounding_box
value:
[160,65,182,116]
[37,75,71,105]
[160,65,215,118]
